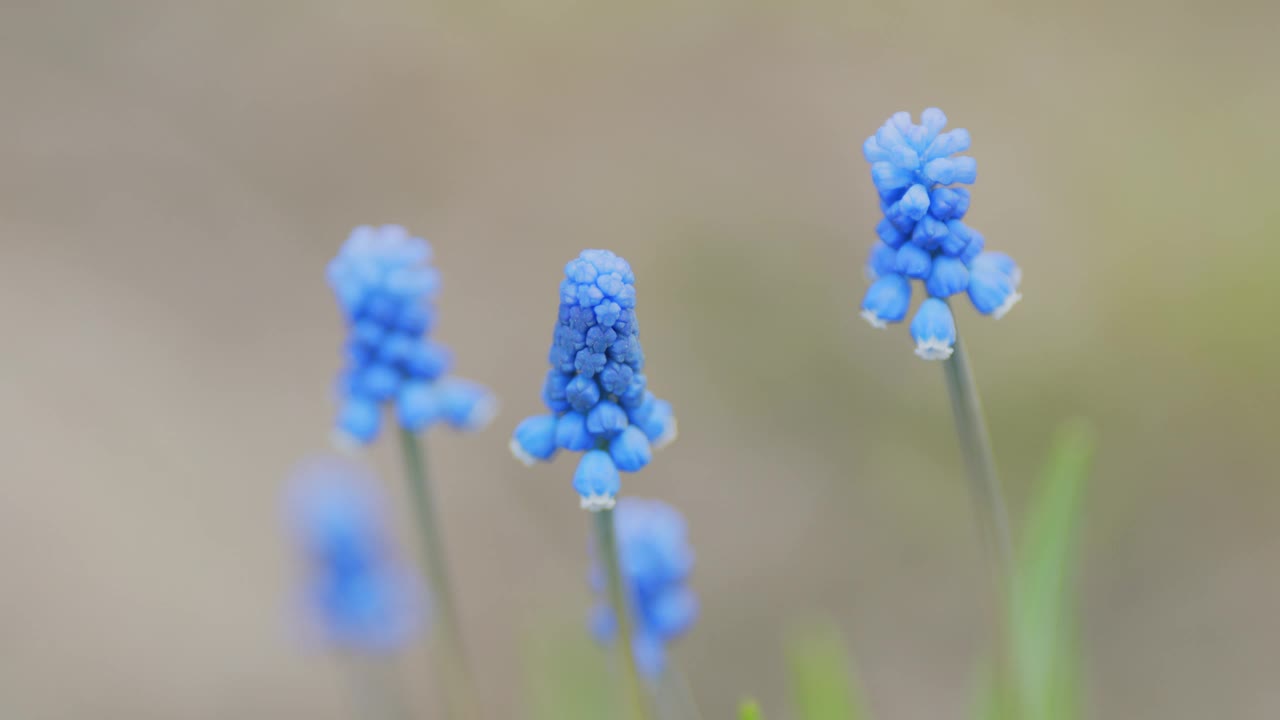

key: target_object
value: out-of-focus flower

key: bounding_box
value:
[590,498,697,678]
[286,455,423,652]
[327,225,495,444]
[860,109,1022,358]
[510,250,676,510]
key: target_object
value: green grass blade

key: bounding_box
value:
[738,699,764,720]
[786,624,869,720]
[1011,419,1095,720]
[523,619,617,720]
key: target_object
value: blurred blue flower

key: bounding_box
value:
[328,225,496,444]
[286,455,423,653]
[860,109,1022,358]
[590,498,698,678]
[511,250,677,510]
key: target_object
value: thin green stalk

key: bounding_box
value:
[941,331,1014,583]
[593,507,653,720]
[397,427,481,720]
[939,323,1016,712]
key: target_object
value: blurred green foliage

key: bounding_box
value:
[738,699,764,720]
[524,620,615,720]
[975,420,1094,720]
[786,625,869,720]
[1010,420,1093,720]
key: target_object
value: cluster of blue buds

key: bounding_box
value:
[860,109,1023,359]
[590,498,698,678]
[328,225,496,444]
[286,455,423,653]
[510,250,677,511]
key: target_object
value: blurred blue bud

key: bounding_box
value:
[910,298,957,360]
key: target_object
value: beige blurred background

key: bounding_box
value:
[2,1,1278,718]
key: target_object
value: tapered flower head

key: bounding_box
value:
[328,225,496,444]
[285,455,423,653]
[510,250,676,510]
[859,109,1022,358]
[590,498,697,678]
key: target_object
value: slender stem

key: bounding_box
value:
[397,427,482,720]
[940,326,1017,710]
[340,652,410,720]
[593,508,653,720]
[941,332,1014,582]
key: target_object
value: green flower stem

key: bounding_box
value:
[939,323,1016,708]
[593,507,654,720]
[397,427,482,720]
[941,331,1013,583]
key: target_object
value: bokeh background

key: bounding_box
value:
[3,1,1278,718]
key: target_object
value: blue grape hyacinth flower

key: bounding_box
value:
[328,225,496,445]
[510,250,677,511]
[286,455,423,653]
[860,109,1022,359]
[590,498,698,678]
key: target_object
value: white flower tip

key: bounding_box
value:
[1010,268,1023,287]
[508,438,538,467]
[580,494,617,512]
[860,310,888,329]
[992,291,1021,320]
[652,417,678,450]
[914,339,955,361]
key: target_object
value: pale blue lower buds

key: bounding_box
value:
[587,401,628,437]
[637,398,677,449]
[398,378,496,432]
[397,383,442,430]
[609,426,653,472]
[511,415,558,466]
[926,255,970,298]
[337,398,381,446]
[434,378,498,431]
[896,243,932,279]
[968,253,1022,319]
[866,242,898,280]
[861,274,912,328]
[574,450,621,511]
[556,412,594,451]
[910,298,957,360]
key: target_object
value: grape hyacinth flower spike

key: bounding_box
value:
[285,455,423,653]
[510,249,677,511]
[859,108,1022,360]
[590,498,698,680]
[327,224,496,446]
[857,110,1018,705]
[512,250,677,720]
[327,225,490,719]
